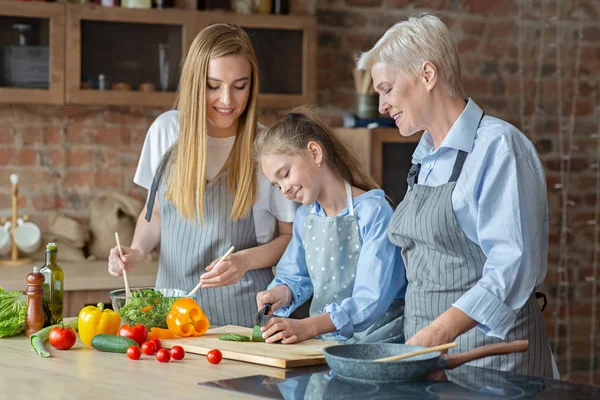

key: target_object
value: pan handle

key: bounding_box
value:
[444,340,529,370]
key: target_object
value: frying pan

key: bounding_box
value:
[323,340,529,383]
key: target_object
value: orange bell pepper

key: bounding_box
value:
[148,327,176,340]
[166,298,210,337]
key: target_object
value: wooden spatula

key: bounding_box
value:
[373,342,457,363]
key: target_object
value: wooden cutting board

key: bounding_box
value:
[161,325,333,369]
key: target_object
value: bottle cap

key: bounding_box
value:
[46,242,57,252]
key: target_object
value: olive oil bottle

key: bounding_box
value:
[40,242,64,326]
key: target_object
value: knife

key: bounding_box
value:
[253,303,271,327]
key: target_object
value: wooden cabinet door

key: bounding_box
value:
[66,4,195,107]
[0,2,65,104]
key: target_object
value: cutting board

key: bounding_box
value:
[161,325,333,369]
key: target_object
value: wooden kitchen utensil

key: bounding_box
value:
[0,174,32,266]
[373,342,457,363]
[188,245,235,296]
[114,232,131,299]
[161,325,331,368]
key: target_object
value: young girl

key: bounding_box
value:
[254,108,406,344]
[107,24,297,328]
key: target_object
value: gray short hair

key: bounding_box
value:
[357,14,464,98]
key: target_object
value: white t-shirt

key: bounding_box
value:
[133,110,298,244]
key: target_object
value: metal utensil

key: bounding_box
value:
[253,304,271,327]
[324,340,529,383]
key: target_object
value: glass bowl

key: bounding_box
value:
[109,287,187,330]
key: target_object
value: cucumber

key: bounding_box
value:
[91,334,138,353]
[251,326,265,342]
[218,333,251,342]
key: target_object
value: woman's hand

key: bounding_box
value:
[406,324,452,348]
[256,285,292,314]
[108,246,144,276]
[200,252,249,288]
[260,317,315,344]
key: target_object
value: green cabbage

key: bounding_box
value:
[0,287,27,338]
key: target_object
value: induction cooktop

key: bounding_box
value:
[199,364,600,399]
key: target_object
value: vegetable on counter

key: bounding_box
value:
[0,287,27,338]
[30,319,78,358]
[118,289,176,330]
[126,345,141,360]
[166,298,210,337]
[91,334,138,353]
[171,346,185,360]
[207,349,222,364]
[118,323,148,346]
[147,327,175,340]
[218,333,251,342]
[156,348,171,363]
[48,325,77,350]
[78,302,121,346]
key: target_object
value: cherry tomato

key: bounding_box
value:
[126,345,141,360]
[141,341,156,356]
[118,324,148,346]
[171,345,185,360]
[156,348,171,363]
[150,338,161,351]
[48,325,77,350]
[207,349,222,364]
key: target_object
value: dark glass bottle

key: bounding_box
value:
[40,243,64,326]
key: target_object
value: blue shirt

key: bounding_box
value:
[269,189,407,341]
[411,99,548,339]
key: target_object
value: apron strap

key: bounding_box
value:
[448,150,468,183]
[407,163,421,189]
[345,181,355,216]
[145,147,173,222]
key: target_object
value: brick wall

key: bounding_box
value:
[1,0,599,383]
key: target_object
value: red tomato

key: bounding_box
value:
[156,348,171,363]
[48,326,77,350]
[126,345,141,360]
[118,324,148,346]
[150,338,161,351]
[171,345,185,360]
[141,341,156,355]
[207,349,222,364]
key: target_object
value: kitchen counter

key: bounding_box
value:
[0,260,158,317]
[0,332,280,400]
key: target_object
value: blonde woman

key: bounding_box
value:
[107,24,297,328]
[358,14,558,378]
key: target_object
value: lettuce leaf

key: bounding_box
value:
[0,287,27,338]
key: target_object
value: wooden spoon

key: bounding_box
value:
[373,342,458,363]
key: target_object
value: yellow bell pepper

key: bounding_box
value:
[166,298,210,337]
[78,302,121,345]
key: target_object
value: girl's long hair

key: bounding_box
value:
[165,23,260,223]
[254,107,380,194]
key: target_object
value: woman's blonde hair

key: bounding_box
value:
[165,23,260,223]
[254,107,380,193]
[357,13,464,98]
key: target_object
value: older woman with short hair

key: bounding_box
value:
[358,14,558,378]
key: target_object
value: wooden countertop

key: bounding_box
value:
[0,260,158,292]
[0,332,285,399]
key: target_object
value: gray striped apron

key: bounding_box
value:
[388,143,553,378]
[303,182,404,344]
[146,152,274,328]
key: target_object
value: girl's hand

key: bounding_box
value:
[261,317,315,344]
[256,285,292,314]
[200,252,249,288]
[108,246,143,276]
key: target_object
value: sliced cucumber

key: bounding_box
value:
[91,334,138,353]
[218,333,251,342]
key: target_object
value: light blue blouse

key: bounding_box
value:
[268,189,407,340]
[410,98,549,339]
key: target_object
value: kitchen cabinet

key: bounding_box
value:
[334,128,422,205]
[65,4,195,107]
[0,2,317,108]
[197,11,317,109]
[0,2,65,104]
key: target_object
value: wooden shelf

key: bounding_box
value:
[0,2,317,108]
[0,2,65,104]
